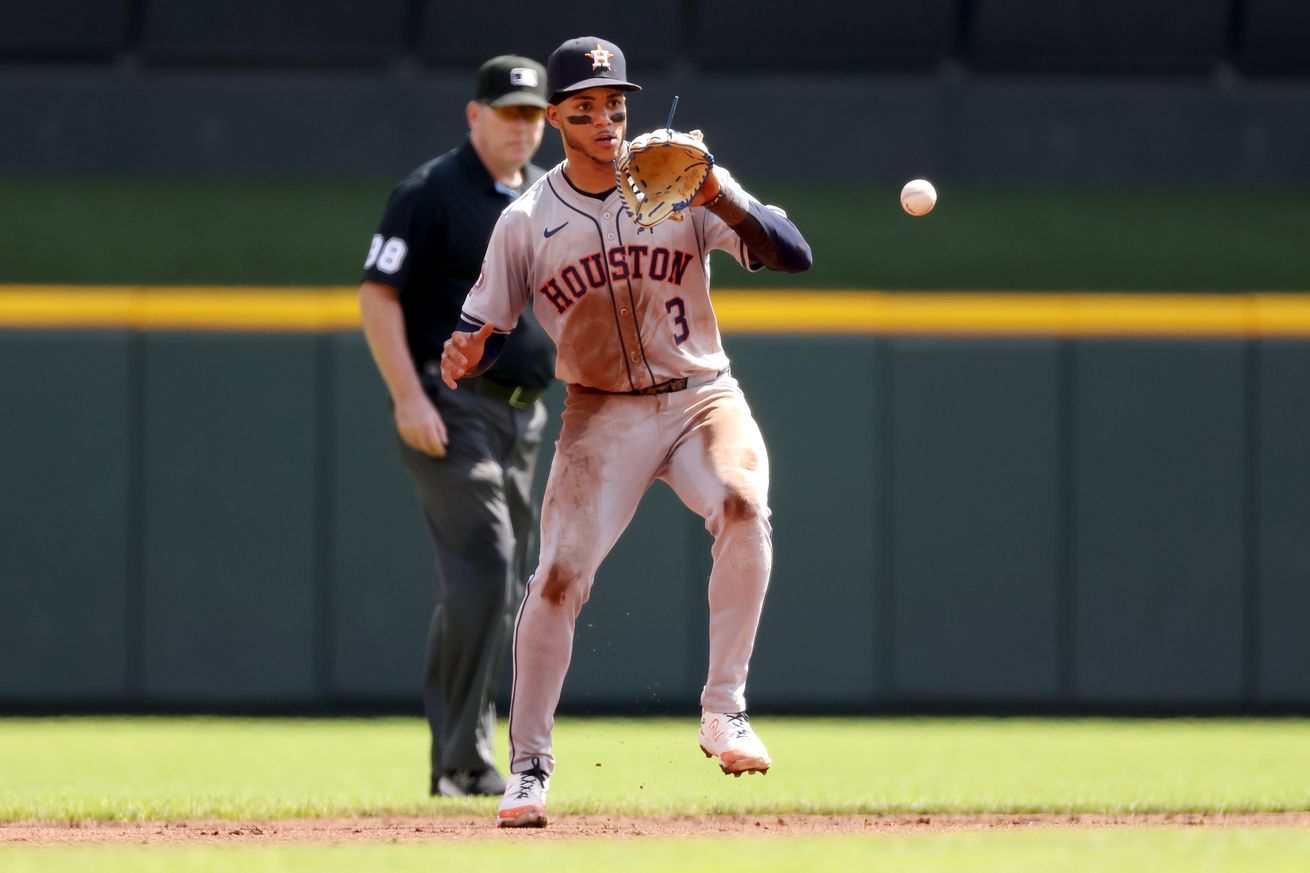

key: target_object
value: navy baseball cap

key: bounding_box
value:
[546,36,642,104]
[476,55,548,108]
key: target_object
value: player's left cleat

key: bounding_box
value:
[496,765,550,828]
[698,711,771,776]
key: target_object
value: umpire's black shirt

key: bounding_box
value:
[363,138,555,389]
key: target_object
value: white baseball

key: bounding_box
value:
[900,179,937,217]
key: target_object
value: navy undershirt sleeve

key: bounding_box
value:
[456,316,508,376]
[731,202,813,274]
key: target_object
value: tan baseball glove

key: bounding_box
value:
[615,128,714,228]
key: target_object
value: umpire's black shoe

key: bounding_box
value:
[432,767,508,797]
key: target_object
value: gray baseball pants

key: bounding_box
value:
[507,374,772,776]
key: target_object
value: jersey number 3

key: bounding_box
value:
[364,235,408,274]
[665,297,690,345]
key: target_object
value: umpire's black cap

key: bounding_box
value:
[477,55,549,108]
[546,36,642,104]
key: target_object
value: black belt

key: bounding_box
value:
[571,377,690,397]
[571,368,729,397]
[422,362,544,409]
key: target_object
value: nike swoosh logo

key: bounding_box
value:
[544,223,568,238]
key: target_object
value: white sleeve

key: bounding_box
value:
[461,209,533,332]
[701,207,760,273]
[699,169,766,273]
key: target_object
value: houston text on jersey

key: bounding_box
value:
[536,245,694,314]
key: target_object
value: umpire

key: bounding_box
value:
[358,55,555,797]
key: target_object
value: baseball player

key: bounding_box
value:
[440,36,812,828]
[358,55,555,799]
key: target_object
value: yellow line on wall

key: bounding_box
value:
[4,286,1310,337]
[0,287,361,332]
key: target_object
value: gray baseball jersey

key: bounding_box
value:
[461,161,778,778]
[461,164,757,391]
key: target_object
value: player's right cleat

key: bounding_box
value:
[698,711,772,776]
[496,765,550,828]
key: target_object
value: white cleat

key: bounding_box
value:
[496,767,550,828]
[699,711,772,776]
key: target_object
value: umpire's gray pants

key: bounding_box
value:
[398,376,547,779]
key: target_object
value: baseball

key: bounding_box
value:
[900,179,937,217]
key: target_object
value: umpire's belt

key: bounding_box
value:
[465,376,546,409]
[425,363,544,409]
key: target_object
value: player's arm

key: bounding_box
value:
[359,280,449,457]
[693,168,812,273]
[440,211,533,389]
[439,317,508,388]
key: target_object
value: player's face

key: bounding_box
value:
[549,88,628,167]
[469,101,546,173]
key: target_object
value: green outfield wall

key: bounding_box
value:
[3,180,1310,292]
[3,317,1309,713]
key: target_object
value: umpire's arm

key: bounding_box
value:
[359,279,449,458]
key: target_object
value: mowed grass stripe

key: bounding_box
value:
[5,287,1310,336]
[2,717,1309,822]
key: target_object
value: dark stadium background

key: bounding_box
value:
[2,1,1309,716]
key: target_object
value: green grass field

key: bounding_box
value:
[5,716,1310,820]
[2,716,1309,871]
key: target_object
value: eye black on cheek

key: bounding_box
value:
[566,115,593,125]
[609,111,626,123]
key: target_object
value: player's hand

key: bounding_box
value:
[440,323,494,389]
[395,395,448,458]
[690,166,722,208]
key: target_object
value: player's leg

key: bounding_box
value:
[505,391,664,778]
[661,377,773,773]
[495,399,548,754]
[400,387,521,795]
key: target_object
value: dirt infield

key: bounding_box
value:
[4,813,1309,846]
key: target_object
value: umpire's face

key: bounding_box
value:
[468,100,546,175]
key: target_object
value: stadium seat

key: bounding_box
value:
[0,0,130,63]
[139,0,406,68]
[691,0,957,73]
[1239,0,1310,76]
[970,0,1230,75]
[415,5,676,72]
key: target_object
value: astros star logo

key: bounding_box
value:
[585,45,613,71]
